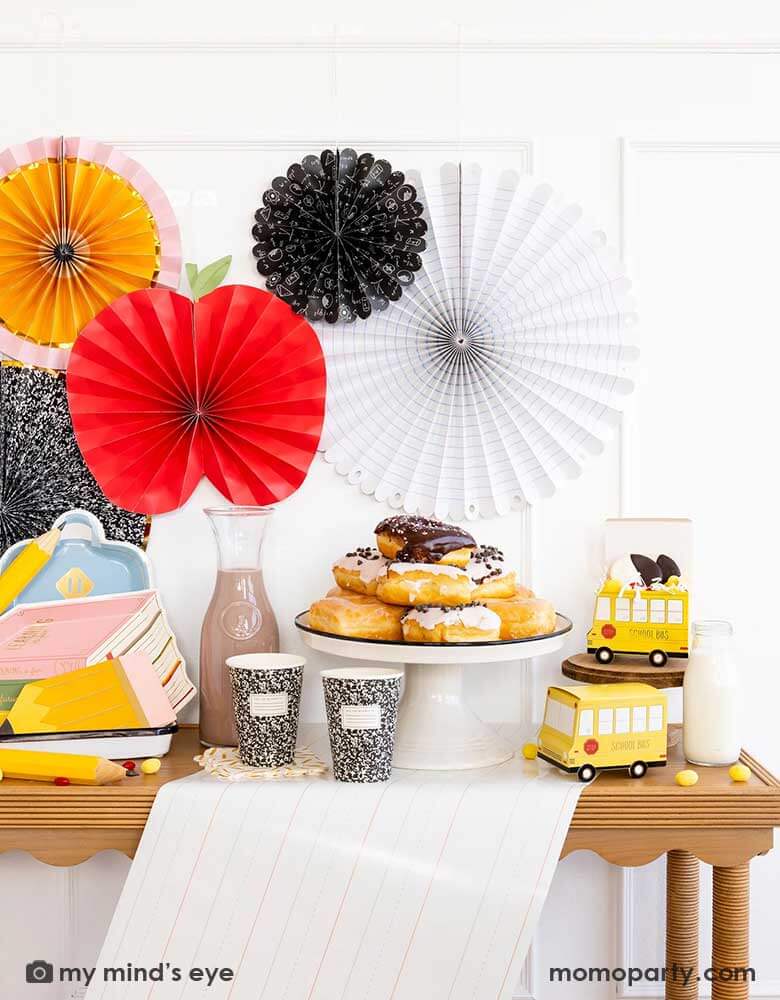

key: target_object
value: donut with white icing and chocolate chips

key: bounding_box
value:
[466,545,518,599]
[376,561,475,606]
[401,602,501,643]
[332,547,390,595]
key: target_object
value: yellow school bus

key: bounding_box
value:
[537,683,667,782]
[587,584,688,667]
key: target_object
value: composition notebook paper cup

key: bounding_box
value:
[321,667,403,782]
[227,654,304,767]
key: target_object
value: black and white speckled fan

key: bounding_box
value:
[0,362,149,555]
[320,163,638,519]
[252,148,427,323]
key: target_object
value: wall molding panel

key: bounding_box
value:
[6,39,780,55]
[102,138,535,157]
[617,136,780,999]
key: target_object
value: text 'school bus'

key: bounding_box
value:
[537,683,668,782]
[586,586,689,667]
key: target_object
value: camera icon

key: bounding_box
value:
[26,960,54,984]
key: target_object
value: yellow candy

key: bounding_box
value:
[140,758,161,775]
[675,769,699,787]
[0,768,3,781]
[521,743,538,760]
[729,763,751,783]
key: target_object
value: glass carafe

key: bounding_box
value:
[199,507,279,747]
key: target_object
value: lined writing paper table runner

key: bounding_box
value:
[87,726,582,1000]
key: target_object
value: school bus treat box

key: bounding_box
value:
[587,552,688,667]
[537,682,668,782]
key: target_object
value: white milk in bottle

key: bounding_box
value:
[683,620,741,766]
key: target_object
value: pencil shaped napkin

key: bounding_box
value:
[0,528,60,614]
[0,654,174,736]
[0,747,125,784]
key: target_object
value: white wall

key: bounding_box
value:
[2,2,780,997]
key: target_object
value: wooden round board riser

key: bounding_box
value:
[561,652,687,689]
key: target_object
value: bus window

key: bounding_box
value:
[615,707,630,733]
[615,597,630,622]
[578,709,594,736]
[649,705,664,732]
[595,596,611,621]
[632,598,647,622]
[598,708,613,735]
[632,706,647,732]
[667,599,684,624]
[545,699,575,736]
[650,599,666,623]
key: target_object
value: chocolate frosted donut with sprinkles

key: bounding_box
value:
[374,514,476,567]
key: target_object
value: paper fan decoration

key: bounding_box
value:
[252,147,427,324]
[320,163,639,519]
[66,285,327,515]
[0,136,181,370]
[0,361,149,556]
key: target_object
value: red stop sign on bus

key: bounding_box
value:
[584,739,599,755]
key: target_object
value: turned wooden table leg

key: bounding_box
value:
[712,864,751,1000]
[666,850,700,1000]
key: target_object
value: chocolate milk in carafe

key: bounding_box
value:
[199,507,279,746]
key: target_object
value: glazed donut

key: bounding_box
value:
[332,547,390,595]
[309,595,406,641]
[326,585,378,601]
[467,546,517,599]
[374,514,476,567]
[483,597,556,640]
[376,562,475,606]
[401,603,501,643]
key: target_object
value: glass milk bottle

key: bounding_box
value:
[199,507,279,747]
[683,620,741,766]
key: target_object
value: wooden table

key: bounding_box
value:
[1,725,778,1000]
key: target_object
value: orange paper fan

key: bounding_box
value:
[66,285,326,514]
[0,136,180,369]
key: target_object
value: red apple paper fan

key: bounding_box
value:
[66,285,326,514]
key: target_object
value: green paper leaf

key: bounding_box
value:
[190,255,232,300]
[185,262,199,294]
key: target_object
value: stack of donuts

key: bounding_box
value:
[308,515,557,644]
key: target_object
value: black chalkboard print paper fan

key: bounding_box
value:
[252,148,427,323]
[320,163,638,519]
[0,362,149,556]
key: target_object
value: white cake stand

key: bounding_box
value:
[294,612,572,771]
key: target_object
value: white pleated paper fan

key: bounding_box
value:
[320,163,638,519]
